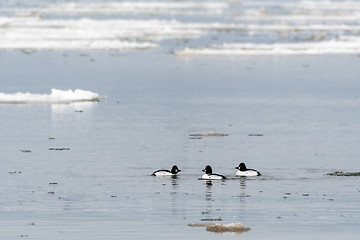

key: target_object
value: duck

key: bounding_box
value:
[152,165,181,176]
[235,162,261,176]
[201,165,226,180]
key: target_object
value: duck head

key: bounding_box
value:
[202,165,213,174]
[235,162,247,171]
[171,165,181,174]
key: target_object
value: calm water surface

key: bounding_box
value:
[1,50,360,239]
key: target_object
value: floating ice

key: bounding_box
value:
[284,0,360,10]
[233,0,360,25]
[3,1,360,16]
[1,0,360,52]
[237,0,360,11]
[0,89,101,104]
[0,1,228,16]
[188,223,251,234]
[0,17,202,50]
[236,14,360,22]
[175,37,360,56]
[2,16,354,51]
[206,223,251,234]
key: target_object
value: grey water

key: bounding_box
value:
[1,50,360,239]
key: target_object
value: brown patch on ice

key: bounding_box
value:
[188,223,250,234]
[248,133,264,136]
[206,223,250,234]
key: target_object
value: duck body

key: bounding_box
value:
[201,173,226,180]
[152,165,181,176]
[201,165,226,180]
[235,162,261,176]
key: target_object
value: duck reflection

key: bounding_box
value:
[171,176,179,189]
[204,180,213,201]
[237,177,251,202]
[238,177,247,189]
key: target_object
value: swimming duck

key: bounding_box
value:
[235,162,261,176]
[201,165,226,180]
[152,165,181,176]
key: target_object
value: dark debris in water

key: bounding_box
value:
[327,171,360,176]
[49,148,70,151]
[248,133,264,136]
[189,136,203,140]
[201,218,222,221]
[189,132,228,137]
[20,150,31,153]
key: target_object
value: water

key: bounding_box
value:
[1,0,360,239]
[1,50,360,239]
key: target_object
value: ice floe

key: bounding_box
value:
[188,222,251,234]
[0,17,204,50]
[206,223,251,234]
[0,89,101,103]
[0,1,228,16]
[175,37,360,56]
[2,15,359,51]
[238,0,360,10]
[0,0,360,53]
